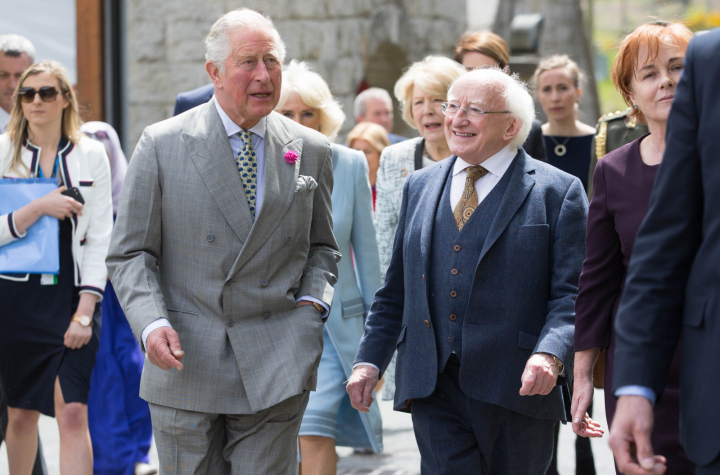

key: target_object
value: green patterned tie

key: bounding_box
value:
[236,130,258,219]
[453,165,489,231]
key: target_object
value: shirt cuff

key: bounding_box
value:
[141,318,172,351]
[615,385,656,406]
[353,362,380,372]
[296,296,329,319]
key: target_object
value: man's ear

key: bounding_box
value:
[205,61,222,89]
[503,117,521,142]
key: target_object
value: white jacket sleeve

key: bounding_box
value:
[78,143,113,299]
[0,211,28,247]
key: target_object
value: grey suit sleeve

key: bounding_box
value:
[106,129,168,350]
[350,154,382,310]
[535,178,588,377]
[296,142,340,309]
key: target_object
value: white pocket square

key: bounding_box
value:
[295,175,318,193]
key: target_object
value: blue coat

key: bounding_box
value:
[173,84,214,116]
[355,150,587,421]
[327,144,383,451]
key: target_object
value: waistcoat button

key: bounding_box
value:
[451,269,458,275]
[454,245,461,252]
[450,314,457,321]
[450,291,457,298]
[424,320,430,328]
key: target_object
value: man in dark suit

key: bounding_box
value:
[610,28,720,475]
[347,68,590,474]
[172,83,214,116]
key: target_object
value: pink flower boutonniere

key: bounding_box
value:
[284,151,299,164]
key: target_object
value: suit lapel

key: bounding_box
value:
[477,149,535,264]
[226,112,302,281]
[420,157,456,286]
[183,99,254,244]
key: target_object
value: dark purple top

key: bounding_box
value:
[575,134,691,473]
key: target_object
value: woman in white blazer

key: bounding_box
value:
[0,61,112,475]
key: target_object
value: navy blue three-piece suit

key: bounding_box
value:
[356,148,588,474]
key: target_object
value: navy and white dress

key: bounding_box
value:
[0,135,113,416]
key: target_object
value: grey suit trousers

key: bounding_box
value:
[150,391,309,475]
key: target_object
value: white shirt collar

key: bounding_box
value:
[0,107,10,133]
[213,99,266,140]
[453,145,517,178]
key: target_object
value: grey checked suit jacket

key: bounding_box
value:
[107,99,340,414]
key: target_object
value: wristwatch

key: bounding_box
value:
[311,302,324,313]
[552,355,564,371]
[72,314,93,327]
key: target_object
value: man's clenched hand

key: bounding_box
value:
[147,326,185,371]
[346,365,379,413]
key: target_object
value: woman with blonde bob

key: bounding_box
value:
[0,61,113,475]
[276,61,383,474]
[572,21,695,474]
[347,121,390,208]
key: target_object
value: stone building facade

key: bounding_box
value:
[125,0,467,151]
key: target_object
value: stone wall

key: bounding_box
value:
[125,0,466,153]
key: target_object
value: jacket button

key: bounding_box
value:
[207,233,215,242]
[422,274,425,282]
[263,312,271,320]
[450,314,457,321]
[285,236,292,244]
[424,320,430,328]
[226,319,234,327]
[450,291,457,298]
[260,278,268,287]
[448,337,452,342]
[451,269,458,275]
[454,245,461,252]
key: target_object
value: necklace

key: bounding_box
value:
[548,136,571,156]
[650,139,663,158]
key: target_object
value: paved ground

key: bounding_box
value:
[1,390,615,474]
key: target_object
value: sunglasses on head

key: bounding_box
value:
[18,86,61,103]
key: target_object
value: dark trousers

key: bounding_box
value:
[411,356,555,475]
[545,402,596,475]
[0,383,48,475]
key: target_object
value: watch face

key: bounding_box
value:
[80,315,92,327]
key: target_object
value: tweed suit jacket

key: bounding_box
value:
[374,137,422,278]
[107,99,340,414]
[356,149,587,421]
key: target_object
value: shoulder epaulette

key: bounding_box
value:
[597,109,631,123]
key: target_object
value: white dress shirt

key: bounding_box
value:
[141,102,327,349]
[0,107,10,134]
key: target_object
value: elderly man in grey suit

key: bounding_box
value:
[106,9,339,474]
[347,68,594,474]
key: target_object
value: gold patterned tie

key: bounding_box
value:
[453,165,489,231]
[236,130,258,219]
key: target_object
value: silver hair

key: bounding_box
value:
[353,87,392,119]
[275,60,345,142]
[0,34,35,62]
[205,9,286,74]
[448,67,534,150]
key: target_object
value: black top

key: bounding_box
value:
[543,134,593,191]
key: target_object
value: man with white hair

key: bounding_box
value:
[354,87,407,144]
[347,68,590,473]
[0,34,35,133]
[107,9,340,473]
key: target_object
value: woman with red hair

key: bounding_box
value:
[572,21,695,474]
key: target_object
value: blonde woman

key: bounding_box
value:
[347,121,391,208]
[0,61,112,475]
[276,60,383,474]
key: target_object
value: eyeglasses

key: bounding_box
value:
[18,86,61,104]
[441,102,511,118]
